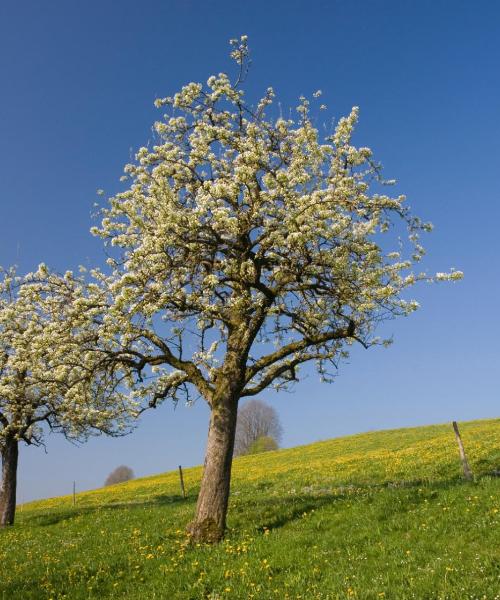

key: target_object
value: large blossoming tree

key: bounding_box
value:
[91,37,461,542]
[0,267,133,526]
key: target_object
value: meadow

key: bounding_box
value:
[0,418,499,599]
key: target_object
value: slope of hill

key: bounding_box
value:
[1,418,499,599]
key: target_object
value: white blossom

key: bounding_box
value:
[0,267,135,451]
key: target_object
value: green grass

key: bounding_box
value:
[1,418,499,599]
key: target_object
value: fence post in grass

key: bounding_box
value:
[72,481,76,506]
[178,465,186,499]
[452,421,473,481]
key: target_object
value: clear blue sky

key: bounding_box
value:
[1,1,498,503]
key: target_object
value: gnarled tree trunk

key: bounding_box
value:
[187,389,239,543]
[0,436,19,527]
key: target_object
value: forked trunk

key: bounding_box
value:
[0,436,18,527]
[187,393,238,543]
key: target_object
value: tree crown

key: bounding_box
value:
[89,36,462,407]
[0,266,134,449]
[104,465,134,486]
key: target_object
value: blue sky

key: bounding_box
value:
[1,1,498,503]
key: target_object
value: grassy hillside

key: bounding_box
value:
[1,418,499,599]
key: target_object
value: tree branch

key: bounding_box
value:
[103,328,215,404]
[139,372,191,413]
[241,350,326,397]
[244,320,355,383]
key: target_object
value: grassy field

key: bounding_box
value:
[1,418,499,599]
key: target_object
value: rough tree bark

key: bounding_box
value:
[187,390,239,543]
[0,436,19,527]
[186,330,248,543]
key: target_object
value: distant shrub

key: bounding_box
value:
[104,465,134,486]
[247,435,279,455]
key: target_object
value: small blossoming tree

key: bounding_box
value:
[91,37,462,542]
[0,266,133,526]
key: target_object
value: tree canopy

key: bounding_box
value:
[89,36,461,413]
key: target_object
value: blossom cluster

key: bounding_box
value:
[0,267,135,449]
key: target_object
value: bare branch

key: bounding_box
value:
[245,320,355,384]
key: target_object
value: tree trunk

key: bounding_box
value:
[452,421,473,481]
[187,392,239,543]
[0,436,19,527]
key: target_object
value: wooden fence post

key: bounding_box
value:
[452,421,473,481]
[72,481,76,506]
[178,465,186,498]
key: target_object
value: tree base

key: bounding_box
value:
[1,437,18,527]
[186,517,224,544]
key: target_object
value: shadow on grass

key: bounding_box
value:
[22,492,197,527]
[254,495,343,532]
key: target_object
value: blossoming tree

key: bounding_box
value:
[0,267,133,526]
[91,37,462,542]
